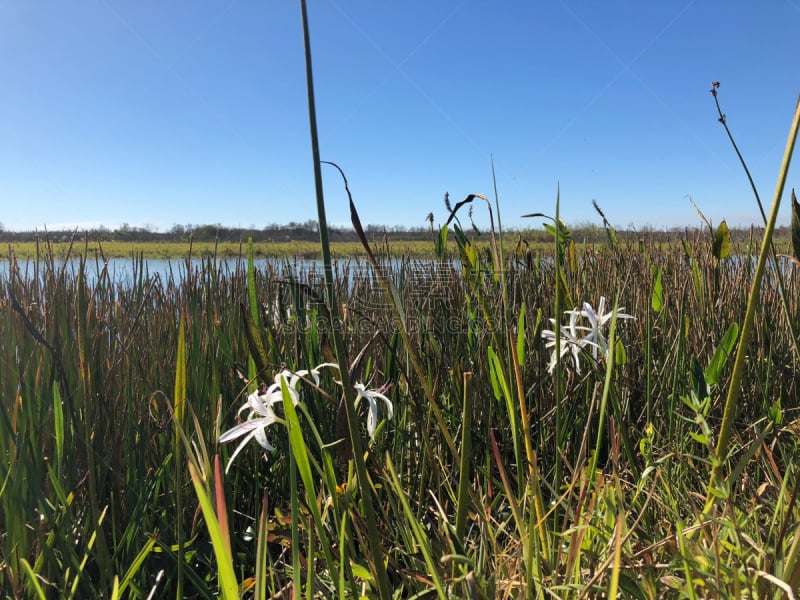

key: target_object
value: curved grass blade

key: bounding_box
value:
[20,559,46,600]
[187,461,239,600]
[115,533,158,597]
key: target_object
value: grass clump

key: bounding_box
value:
[3,189,800,596]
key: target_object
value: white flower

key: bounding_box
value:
[568,296,635,360]
[353,382,393,440]
[543,297,635,374]
[219,366,334,472]
[219,389,283,473]
[541,309,594,374]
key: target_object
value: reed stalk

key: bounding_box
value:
[297,1,391,596]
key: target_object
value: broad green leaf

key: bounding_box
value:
[704,322,739,386]
[436,224,449,259]
[487,346,507,402]
[614,338,627,366]
[770,397,783,427]
[712,219,731,261]
[651,266,664,313]
[544,220,571,244]
[350,562,374,582]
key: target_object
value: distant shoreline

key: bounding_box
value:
[1,227,789,261]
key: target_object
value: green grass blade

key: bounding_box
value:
[385,455,447,600]
[116,533,158,597]
[187,461,239,600]
[454,371,473,543]
[255,490,269,600]
[20,559,47,600]
[52,381,64,477]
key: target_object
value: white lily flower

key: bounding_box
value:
[219,390,283,473]
[353,382,393,440]
[541,310,594,374]
[220,366,331,472]
[544,297,636,374]
[569,296,635,360]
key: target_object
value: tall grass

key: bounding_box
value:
[3,203,800,595]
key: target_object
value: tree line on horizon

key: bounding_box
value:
[0,219,776,246]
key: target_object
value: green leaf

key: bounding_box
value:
[689,356,708,402]
[487,346,508,402]
[770,397,783,427]
[516,303,526,366]
[704,322,739,386]
[606,223,618,248]
[690,432,711,445]
[543,217,571,245]
[53,381,64,476]
[681,239,692,261]
[254,491,270,600]
[651,266,664,313]
[436,224,449,259]
[712,219,731,261]
[350,562,374,583]
[240,302,270,382]
[614,338,627,366]
[282,379,315,504]
[20,559,47,600]
[116,534,158,597]
[188,462,239,600]
[792,189,800,260]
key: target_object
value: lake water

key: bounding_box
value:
[0,256,330,285]
[0,255,461,288]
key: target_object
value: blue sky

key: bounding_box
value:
[1,1,799,232]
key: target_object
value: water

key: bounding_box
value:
[0,256,316,286]
[0,254,456,288]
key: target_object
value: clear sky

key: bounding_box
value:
[2,1,799,233]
